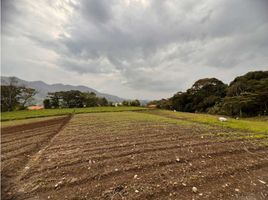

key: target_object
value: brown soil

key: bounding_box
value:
[1,115,72,200]
[1,112,268,200]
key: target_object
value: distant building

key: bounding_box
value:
[112,102,122,107]
[148,104,157,109]
[28,105,44,110]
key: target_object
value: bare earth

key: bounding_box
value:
[1,112,268,200]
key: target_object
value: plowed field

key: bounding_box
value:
[1,112,268,200]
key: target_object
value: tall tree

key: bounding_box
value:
[130,100,141,106]
[61,90,84,108]
[1,77,32,111]
[1,85,20,111]
[83,92,98,107]
[222,71,268,116]
[18,87,37,108]
[48,92,61,108]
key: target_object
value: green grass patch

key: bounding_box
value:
[144,110,268,134]
[140,110,268,144]
[1,106,147,121]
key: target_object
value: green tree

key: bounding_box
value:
[61,90,84,108]
[83,92,98,107]
[188,78,227,112]
[171,92,192,111]
[221,71,268,116]
[48,92,61,108]
[1,77,37,111]
[150,70,267,117]
[98,97,108,106]
[18,87,37,108]
[130,100,141,106]
[1,85,20,111]
[1,77,20,111]
[122,100,130,106]
[171,78,227,112]
[43,99,51,109]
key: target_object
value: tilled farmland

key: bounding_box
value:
[1,116,72,199]
[1,112,268,200]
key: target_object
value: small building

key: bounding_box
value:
[147,104,157,109]
[28,105,44,110]
[112,102,122,107]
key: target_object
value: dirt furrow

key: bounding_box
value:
[19,150,268,199]
[18,138,250,179]
[138,162,268,200]
[2,112,268,200]
[1,115,72,200]
[1,126,60,144]
[18,145,268,191]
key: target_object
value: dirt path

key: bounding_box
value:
[1,112,268,199]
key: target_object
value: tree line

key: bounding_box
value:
[1,77,37,111]
[0,77,111,111]
[43,90,109,108]
[122,100,141,107]
[0,77,142,112]
[148,71,268,117]
[43,92,143,108]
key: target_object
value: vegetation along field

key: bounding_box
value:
[1,110,268,200]
[0,106,147,121]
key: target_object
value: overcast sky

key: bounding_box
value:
[2,0,268,99]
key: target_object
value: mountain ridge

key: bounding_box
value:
[1,76,126,104]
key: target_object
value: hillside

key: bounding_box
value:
[1,76,125,104]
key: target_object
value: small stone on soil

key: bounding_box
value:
[135,189,139,193]
[258,179,266,184]
[70,178,78,183]
[192,187,198,193]
[235,188,240,192]
[182,183,187,187]
[134,174,138,179]
[54,181,63,188]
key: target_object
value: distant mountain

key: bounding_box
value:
[1,76,126,104]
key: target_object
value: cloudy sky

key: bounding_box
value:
[2,0,268,99]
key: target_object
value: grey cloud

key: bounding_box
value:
[58,56,117,74]
[79,0,115,24]
[123,77,178,92]
[1,0,19,24]
[1,0,24,35]
[57,0,268,69]
[2,0,268,99]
